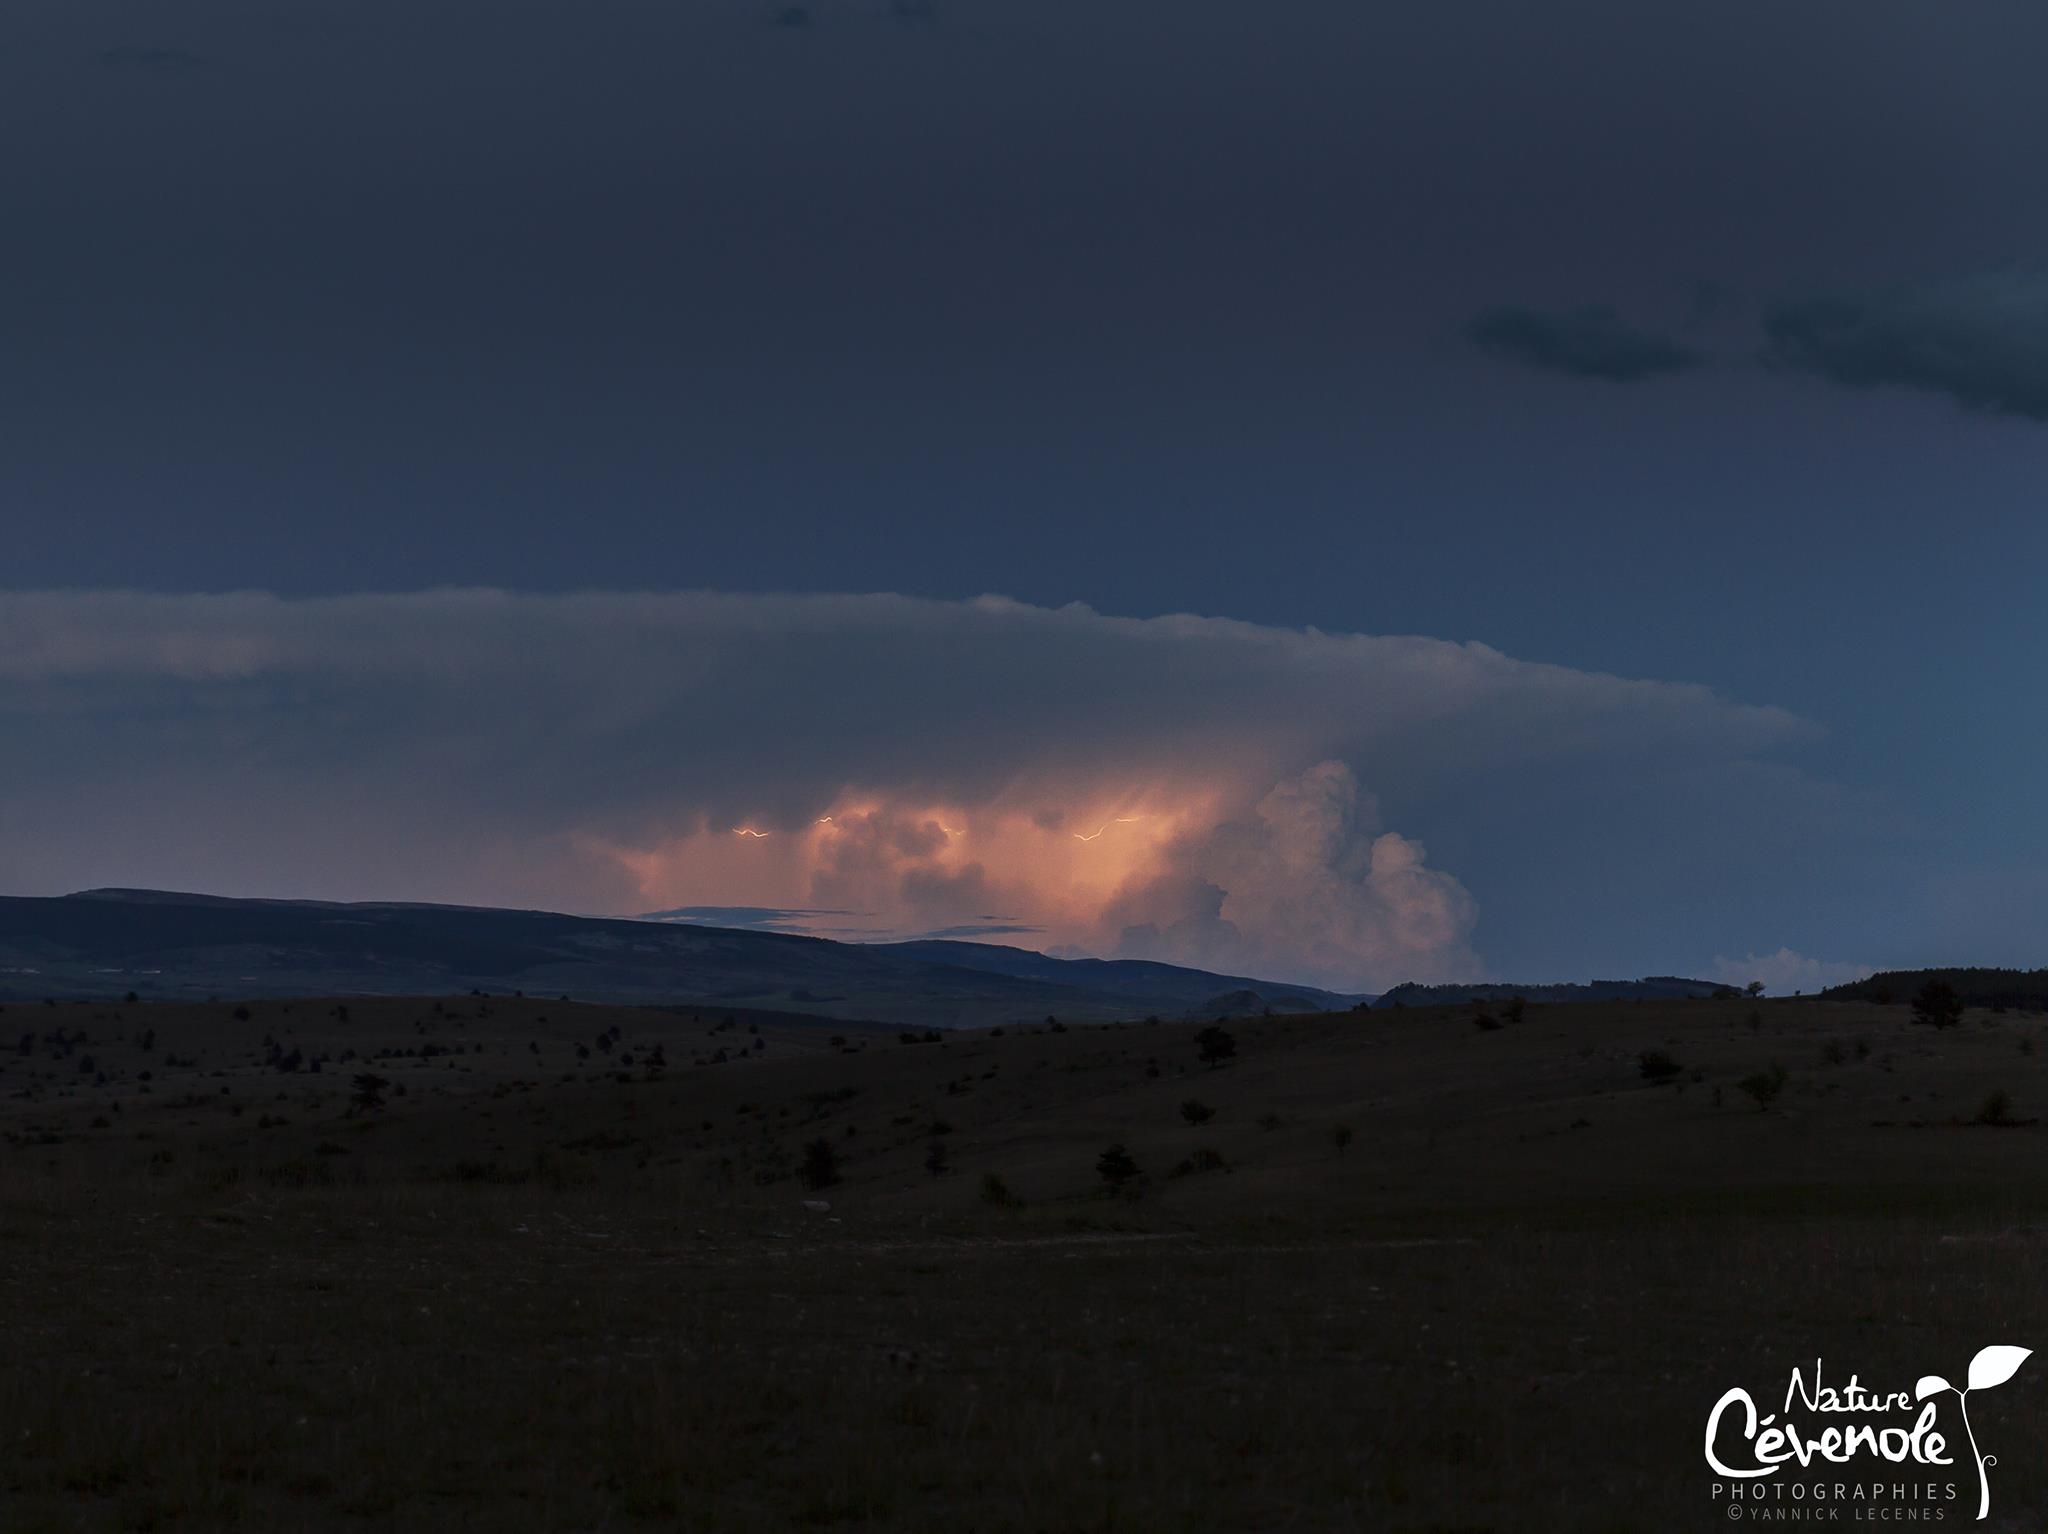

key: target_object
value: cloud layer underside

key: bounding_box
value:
[1468,306,1701,382]
[0,590,1813,989]
[1766,272,2048,421]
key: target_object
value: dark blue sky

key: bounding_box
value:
[5,1,2046,986]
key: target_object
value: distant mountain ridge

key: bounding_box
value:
[1375,975,1733,1007]
[870,940,1360,1013]
[0,889,1365,1028]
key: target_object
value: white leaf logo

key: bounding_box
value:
[1968,1346,2031,1392]
[1915,1374,1952,1400]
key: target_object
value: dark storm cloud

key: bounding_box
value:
[1765,272,2048,422]
[1469,306,1703,383]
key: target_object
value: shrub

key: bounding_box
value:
[1096,1143,1139,1192]
[980,1172,1015,1207]
[1977,1091,2014,1127]
[1736,1063,1787,1111]
[923,1139,949,1178]
[1472,1011,1502,1032]
[1637,1050,1683,1084]
[1169,1147,1227,1178]
[347,1073,389,1114]
[1330,1124,1354,1155]
[1501,996,1527,1025]
[1180,1099,1215,1125]
[1195,1026,1236,1067]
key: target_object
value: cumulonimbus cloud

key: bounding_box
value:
[0,589,1815,989]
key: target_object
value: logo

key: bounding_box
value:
[1705,1347,2030,1522]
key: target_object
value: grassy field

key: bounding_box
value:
[6,992,2048,1530]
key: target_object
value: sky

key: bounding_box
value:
[4,1,2046,992]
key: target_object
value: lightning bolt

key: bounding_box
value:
[1076,814,1142,842]
[732,828,771,838]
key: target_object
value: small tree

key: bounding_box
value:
[1745,980,1766,998]
[923,1138,950,1178]
[1330,1124,1354,1155]
[1912,981,1963,1030]
[1195,1026,1236,1067]
[348,1073,389,1114]
[800,1137,841,1190]
[1180,1099,1215,1126]
[1501,996,1527,1025]
[1096,1143,1139,1192]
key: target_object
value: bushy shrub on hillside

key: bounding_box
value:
[1736,1063,1787,1111]
[1637,1050,1682,1084]
[1096,1143,1139,1192]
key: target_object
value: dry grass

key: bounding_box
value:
[5,994,2048,1529]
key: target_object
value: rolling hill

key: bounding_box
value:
[0,888,1362,1028]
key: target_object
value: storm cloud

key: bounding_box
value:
[1469,306,1702,382]
[0,590,1815,989]
[1765,271,2048,421]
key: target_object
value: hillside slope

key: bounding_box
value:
[0,889,1351,1028]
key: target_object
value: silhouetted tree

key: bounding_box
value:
[1912,981,1963,1030]
[1195,1026,1236,1067]
[1180,1099,1215,1125]
[800,1137,841,1190]
[348,1073,389,1114]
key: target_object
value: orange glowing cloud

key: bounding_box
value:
[590,763,1476,988]
[596,782,1223,953]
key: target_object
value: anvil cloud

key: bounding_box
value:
[0,590,1815,990]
